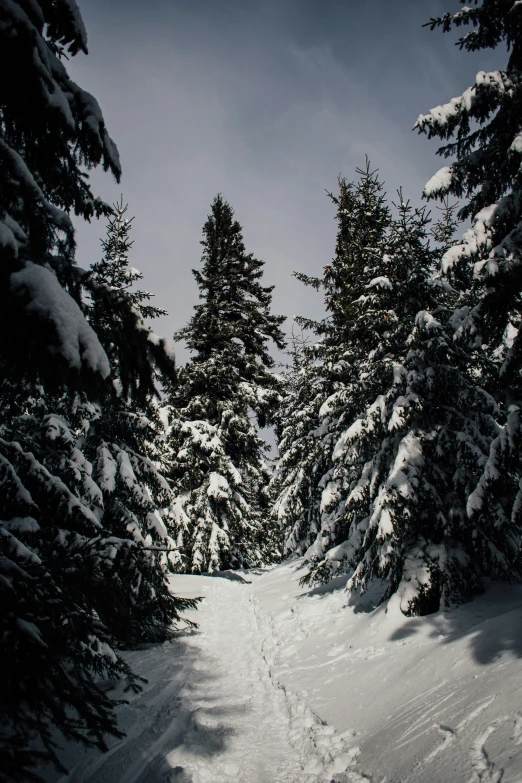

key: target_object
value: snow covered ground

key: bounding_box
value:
[49,560,522,783]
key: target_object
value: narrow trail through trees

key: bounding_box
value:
[57,572,366,783]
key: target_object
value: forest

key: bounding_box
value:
[1,1,522,781]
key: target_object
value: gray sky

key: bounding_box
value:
[69,0,501,366]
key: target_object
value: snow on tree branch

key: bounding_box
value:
[10,262,110,378]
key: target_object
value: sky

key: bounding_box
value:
[68,0,502,366]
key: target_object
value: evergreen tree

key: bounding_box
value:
[87,198,175,403]
[415,0,522,581]
[415,0,522,386]
[85,199,183,567]
[167,194,286,572]
[0,0,117,394]
[0,6,194,780]
[303,189,519,614]
[0,379,197,781]
[276,162,520,614]
[269,328,330,556]
[272,162,392,560]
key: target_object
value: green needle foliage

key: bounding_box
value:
[167,194,285,572]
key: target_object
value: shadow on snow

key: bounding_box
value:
[46,628,246,783]
[388,583,522,666]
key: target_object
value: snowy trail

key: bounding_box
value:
[57,571,367,783]
[48,561,522,783]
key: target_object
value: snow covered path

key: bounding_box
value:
[55,570,367,783]
[52,561,522,783]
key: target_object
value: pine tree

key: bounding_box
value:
[269,328,330,556]
[87,198,175,403]
[303,189,519,614]
[0,6,194,780]
[276,162,519,614]
[0,0,117,394]
[415,0,522,585]
[0,2,120,775]
[272,162,392,563]
[80,199,187,626]
[415,0,522,386]
[0,209,195,782]
[167,194,286,572]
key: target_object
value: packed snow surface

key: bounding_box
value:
[51,560,522,782]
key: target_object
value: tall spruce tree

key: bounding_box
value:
[275,163,519,614]
[272,162,392,558]
[85,199,183,566]
[415,0,522,583]
[0,6,194,781]
[304,189,518,615]
[167,194,286,572]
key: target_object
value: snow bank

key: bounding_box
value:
[253,561,522,783]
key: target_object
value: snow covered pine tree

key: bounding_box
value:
[0,5,196,781]
[80,198,189,631]
[167,194,286,572]
[276,161,517,614]
[272,162,392,565]
[270,327,332,557]
[414,0,522,599]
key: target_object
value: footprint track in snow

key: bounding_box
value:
[58,574,370,783]
[467,720,507,783]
